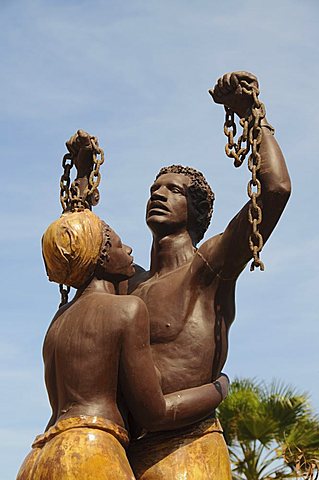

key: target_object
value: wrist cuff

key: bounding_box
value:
[261,119,275,135]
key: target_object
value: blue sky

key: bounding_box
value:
[1,1,318,478]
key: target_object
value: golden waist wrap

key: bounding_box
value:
[17,416,135,480]
[128,417,232,480]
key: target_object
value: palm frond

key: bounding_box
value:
[217,377,318,480]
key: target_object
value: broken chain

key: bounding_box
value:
[224,82,266,271]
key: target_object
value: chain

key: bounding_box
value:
[87,137,105,202]
[224,110,250,167]
[59,151,86,213]
[68,137,105,211]
[224,82,266,271]
[59,153,74,212]
[57,133,105,306]
[59,284,70,307]
[69,181,86,212]
[60,135,105,213]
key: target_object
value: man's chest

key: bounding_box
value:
[131,270,215,344]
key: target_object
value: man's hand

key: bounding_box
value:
[209,71,259,118]
[66,129,96,156]
[66,130,99,178]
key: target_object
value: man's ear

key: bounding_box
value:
[187,199,209,246]
[188,198,208,223]
[195,200,210,227]
[197,199,209,215]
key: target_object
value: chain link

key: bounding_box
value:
[224,83,266,271]
[59,284,70,307]
[87,137,105,202]
[59,153,74,212]
[224,111,250,168]
[69,181,86,212]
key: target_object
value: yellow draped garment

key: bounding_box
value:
[17,416,135,480]
[128,417,232,480]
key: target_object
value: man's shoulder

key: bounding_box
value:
[191,233,224,277]
[198,232,223,257]
[128,264,151,293]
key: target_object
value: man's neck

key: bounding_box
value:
[150,231,195,276]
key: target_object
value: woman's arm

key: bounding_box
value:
[119,297,228,431]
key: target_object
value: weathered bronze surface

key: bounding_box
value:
[17,71,290,480]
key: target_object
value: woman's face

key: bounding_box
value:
[100,226,135,280]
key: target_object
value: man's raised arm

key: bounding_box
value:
[200,71,291,279]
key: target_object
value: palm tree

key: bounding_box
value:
[217,378,319,480]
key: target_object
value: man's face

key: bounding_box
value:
[146,173,191,236]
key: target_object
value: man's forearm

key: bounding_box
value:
[259,116,291,198]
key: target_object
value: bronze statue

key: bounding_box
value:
[17,70,291,480]
[17,187,229,478]
[126,71,291,479]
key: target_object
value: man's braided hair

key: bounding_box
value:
[155,165,215,244]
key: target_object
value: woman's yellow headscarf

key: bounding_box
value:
[42,209,104,289]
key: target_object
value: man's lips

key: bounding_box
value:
[148,202,170,215]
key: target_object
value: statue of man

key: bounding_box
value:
[127,71,291,479]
